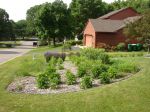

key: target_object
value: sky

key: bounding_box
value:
[0,0,115,22]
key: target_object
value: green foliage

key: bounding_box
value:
[62,43,72,51]
[65,40,82,45]
[91,63,108,79]
[70,0,113,35]
[110,0,150,13]
[37,72,50,89]
[0,8,15,40]
[50,76,60,89]
[65,70,76,85]
[108,67,118,79]
[117,43,126,51]
[124,10,150,51]
[80,76,92,89]
[33,0,72,45]
[77,64,87,78]
[118,62,139,73]
[81,48,110,64]
[15,20,27,39]
[113,60,139,73]
[100,72,111,84]
[57,58,63,65]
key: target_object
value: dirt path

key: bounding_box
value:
[0,41,36,65]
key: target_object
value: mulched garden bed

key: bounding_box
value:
[7,61,133,94]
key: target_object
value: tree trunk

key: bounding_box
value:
[53,37,56,46]
[48,38,51,46]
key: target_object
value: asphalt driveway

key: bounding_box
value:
[0,41,36,65]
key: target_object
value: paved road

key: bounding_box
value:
[0,41,36,65]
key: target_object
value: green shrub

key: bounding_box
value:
[100,72,111,84]
[117,61,139,73]
[108,67,118,79]
[48,57,58,67]
[91,64,108,79]
[117,43,126,51]
[49,73,61,84]
[99,53,110,64]
[77,64,87,78]
[63,43,72,50]
[46,65,56,74]
[80,76,92,89]
[37,73,50,89]
[81,48,110,64]
[57,58,63,65]
[66,71,76,85]
[50,77,60,89]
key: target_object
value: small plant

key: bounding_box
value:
[57,58,63,65]
[99,53,110,64]
[91,64,108,79]
[100,72,111,84]
[77,65,87,78]
[37,73,50,89]
[80,76,92,89]
[80,48,110,64]
[117,43,126,51]
[66,70,76,85]
[50,77,60,89]
[108,67,118,79]
[49,73,61,84]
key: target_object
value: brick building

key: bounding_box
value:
[83,7,141,48]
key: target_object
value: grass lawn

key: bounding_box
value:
[0,47,150,112]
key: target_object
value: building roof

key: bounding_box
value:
[90,16,141,33]
[99,7,132,19]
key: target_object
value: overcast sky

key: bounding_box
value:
[0,0,115,22]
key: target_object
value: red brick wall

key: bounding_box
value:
[95,29,139,48]
[83,20,96,47]
[107,8,140,20]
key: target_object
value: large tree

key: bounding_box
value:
[0,8,14,40]
[124,10,150,51]
[26,5,42,36]
[111,0,150,13]
[35,0,71,46]
[69,0,113,36]
[15,20,27,40]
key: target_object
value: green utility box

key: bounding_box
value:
[128,44,143,51]
[128,44,133,51]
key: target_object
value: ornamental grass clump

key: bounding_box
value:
[91,63,108,79]
[80,76,92,89]
[100,72,111,84]
[80,48,110,64]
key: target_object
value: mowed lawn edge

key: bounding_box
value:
[0,47,150,112]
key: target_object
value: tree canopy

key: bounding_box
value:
[124,9,150,49]
[69,0,113,36]
[0,8,14,40]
